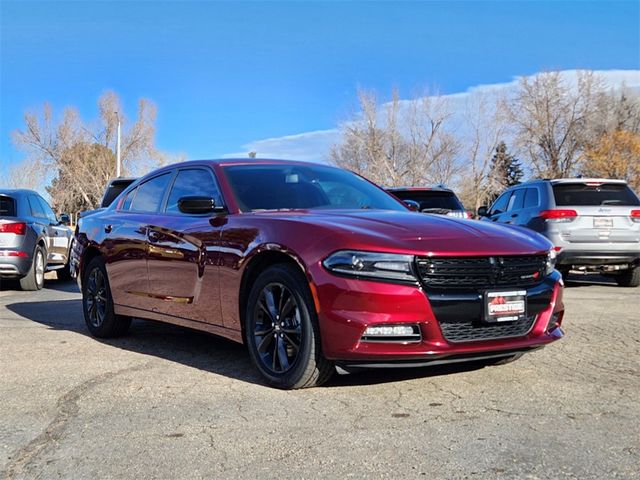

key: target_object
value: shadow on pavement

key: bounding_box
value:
[563,273,619,288]
[6,296,498,389]
[0,277,78,292]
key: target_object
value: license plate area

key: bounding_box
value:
[593,217,613,229]
[483,290,527,323]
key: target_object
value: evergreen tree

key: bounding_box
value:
[489,142,523,199]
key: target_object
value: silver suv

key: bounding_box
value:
[478,179,640,287]
[0,190,73,290]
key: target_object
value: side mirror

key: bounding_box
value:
[403,200,420,212]
[178,196,218,214]
[477,206,489,217]
[59,213,71,225]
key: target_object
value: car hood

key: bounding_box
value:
[257,209,552,256]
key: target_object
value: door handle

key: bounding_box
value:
[510,213,518,218]
[104,225,113,233]
[148,231,161,242]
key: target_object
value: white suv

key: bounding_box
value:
[478,178,640,287]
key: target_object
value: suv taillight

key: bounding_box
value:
[631,210,640,223]
[540,209,578,222]
[0,222,26,235]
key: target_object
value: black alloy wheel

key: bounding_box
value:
[253,282,303,374]
[245,264,334,389]
[82,256,131,338]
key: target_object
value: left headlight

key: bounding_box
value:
[545,249,557,276]
[322,250,417,283]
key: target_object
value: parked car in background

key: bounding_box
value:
[0,189,73,290]
[386,186,471,218]
[478,178,640,287]
[100,177,137,208]
[73,159,564,389]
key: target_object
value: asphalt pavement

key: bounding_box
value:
[1,273,639,479]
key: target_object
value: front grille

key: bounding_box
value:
[440,315,537,343]
[416,255,547,289]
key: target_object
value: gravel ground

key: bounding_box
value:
[1,273,638,479]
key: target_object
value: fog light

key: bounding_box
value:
[361,324,421,343]
[546,312,562,332]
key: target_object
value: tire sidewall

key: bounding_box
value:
[34,247,45,290]
[245,265,316,389]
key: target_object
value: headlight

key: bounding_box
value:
[545,249,557,276]
[322,250,417,283]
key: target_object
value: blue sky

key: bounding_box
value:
[1,0,639,172]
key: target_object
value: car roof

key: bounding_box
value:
[0,189,38,196]
[548,178,628,185]
[385,186,454,193]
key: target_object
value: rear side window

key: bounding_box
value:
[553,183,640,206]
[165,169,223,213]
[129,173,172,213]
[0,196,16,216]
[28,195,47,218]
[523,188,539,208]
[37,196,58,223]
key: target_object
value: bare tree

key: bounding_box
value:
[502,71,606,178]
[456,95,507,211]
[12,91,167,213]
[330,88,459,187]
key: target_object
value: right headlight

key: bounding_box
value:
[545,249,557,276]
[322,250,417,283]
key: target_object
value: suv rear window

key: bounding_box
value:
[553,183,640,207]
[101,178,137,208]
[390,190,463,211]
[0,196,16,216]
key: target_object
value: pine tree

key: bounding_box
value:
[489,142,523,199]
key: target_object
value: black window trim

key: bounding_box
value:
[161,166,227,216]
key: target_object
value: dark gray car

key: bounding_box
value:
[0,190,73,290]
[478,178,640,287]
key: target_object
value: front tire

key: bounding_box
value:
[19,245,45,291]
[82,256,131,337]
[245,264,333,389]
[616,267,640,287]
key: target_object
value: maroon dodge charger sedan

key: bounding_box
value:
[72,159,564,389]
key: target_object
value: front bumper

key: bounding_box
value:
[313,268,564,363]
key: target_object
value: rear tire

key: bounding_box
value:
[19,246,45,291]
[82,256,131,337]
[244,263,333,389]
[616,267,640,287]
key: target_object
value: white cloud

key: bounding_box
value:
[226,69,640,163]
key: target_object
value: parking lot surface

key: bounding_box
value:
[1,274,639,479]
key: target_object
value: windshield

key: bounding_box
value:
[553,183,640,206]
[223,164,407,212]
[389,190,463,211]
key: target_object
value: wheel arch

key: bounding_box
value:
[238,248,315,344]
[79,245,102,287]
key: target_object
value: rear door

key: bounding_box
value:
[551,181,640,247]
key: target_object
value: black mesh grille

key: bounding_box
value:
[440,315,537,343]
[416,255,547,289]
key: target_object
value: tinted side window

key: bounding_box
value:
[507,189,525,211]
[130,173,172,213]
[37,196,58,223]
[120,188,137,211]
[524,188,539,208]
[490,192,511,215]
[28,195,46,218]
[165,169,223,213]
